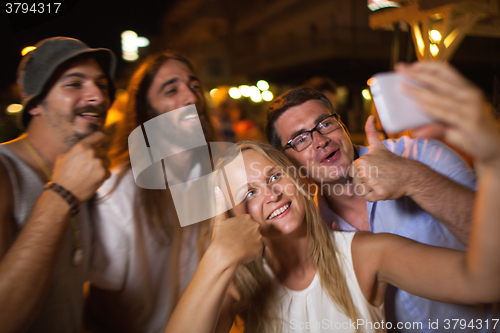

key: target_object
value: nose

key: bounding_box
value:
[85,81,108,107]
[264,183,281,204]
[312,130,330,149]
[183,84,201,107]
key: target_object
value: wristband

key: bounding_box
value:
[44,182,80,216]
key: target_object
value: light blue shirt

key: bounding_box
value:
[317,136,496,333]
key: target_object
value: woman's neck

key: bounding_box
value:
[265,223,316,290]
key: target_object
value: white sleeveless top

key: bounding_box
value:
[266,231,385,333]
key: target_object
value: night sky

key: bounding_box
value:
[0,0,171,91]
[2,1,500,99]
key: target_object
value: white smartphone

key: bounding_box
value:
[369,72,434,134]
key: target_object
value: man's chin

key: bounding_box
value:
[312,170,348,185]
[87,122,102,133]
[73,123,102,142]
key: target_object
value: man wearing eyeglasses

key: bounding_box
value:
[266,86,493,333]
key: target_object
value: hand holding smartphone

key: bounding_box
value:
[369,72,434,134]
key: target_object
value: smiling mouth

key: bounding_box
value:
[182,113,199,121]
[267,202,291,220]
[178,106,200,122]
[321,149,339,163]
[78,112,102,121]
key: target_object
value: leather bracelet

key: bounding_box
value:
[44,182,80,216]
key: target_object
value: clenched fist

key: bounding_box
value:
[210,187,263,267]
[51,131,111,203]
[350,116,415,202]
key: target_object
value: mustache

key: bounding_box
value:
[73,105,107,117]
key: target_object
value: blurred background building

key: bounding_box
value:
[2,0,500,144]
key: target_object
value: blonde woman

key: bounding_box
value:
[164,62,500,333]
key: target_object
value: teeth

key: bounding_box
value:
[80,112,100,117]
[268,203,290,220]
[183,114,199,120]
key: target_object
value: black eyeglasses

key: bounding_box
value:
[281,115,340,152]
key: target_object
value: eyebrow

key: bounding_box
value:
[157,75,201,94]
[158,78,179,94]
[235,182,251,199]
[288,113,331,141]
[265,166,279,177]
[236,166,279,191]
[189,75,200,83]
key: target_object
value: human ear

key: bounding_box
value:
[28,100,44,117]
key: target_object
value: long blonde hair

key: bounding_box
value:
[217,141,358,332]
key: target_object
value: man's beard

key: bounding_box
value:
[73,122,101,141]
[66,104,107,145]
[145,105,214,183]
[149,105,214,149]
[199,112,214,142]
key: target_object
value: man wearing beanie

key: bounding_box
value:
[0,37,115,332]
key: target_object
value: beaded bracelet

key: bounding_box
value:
[44,182,80,216]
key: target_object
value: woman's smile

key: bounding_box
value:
[233,150,306,238]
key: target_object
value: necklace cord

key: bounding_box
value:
[21,134,83,263]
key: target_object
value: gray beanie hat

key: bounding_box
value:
[17,36,117,128]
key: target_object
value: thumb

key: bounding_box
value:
[213,186,229,229]
[365,115,385,151]
[348,162,356,178]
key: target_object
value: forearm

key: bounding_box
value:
[465,160,500,301]
[0,190,71,333]
[406,160,474,244]
[164,245,236,333]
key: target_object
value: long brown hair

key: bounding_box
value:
[216,141,358,332]
[105,51,214,314]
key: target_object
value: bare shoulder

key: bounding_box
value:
[351,231,399,305]
[352,230,437,282]
[352,231,381,253]
[352,230,409,252]
[351,231,383,273]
